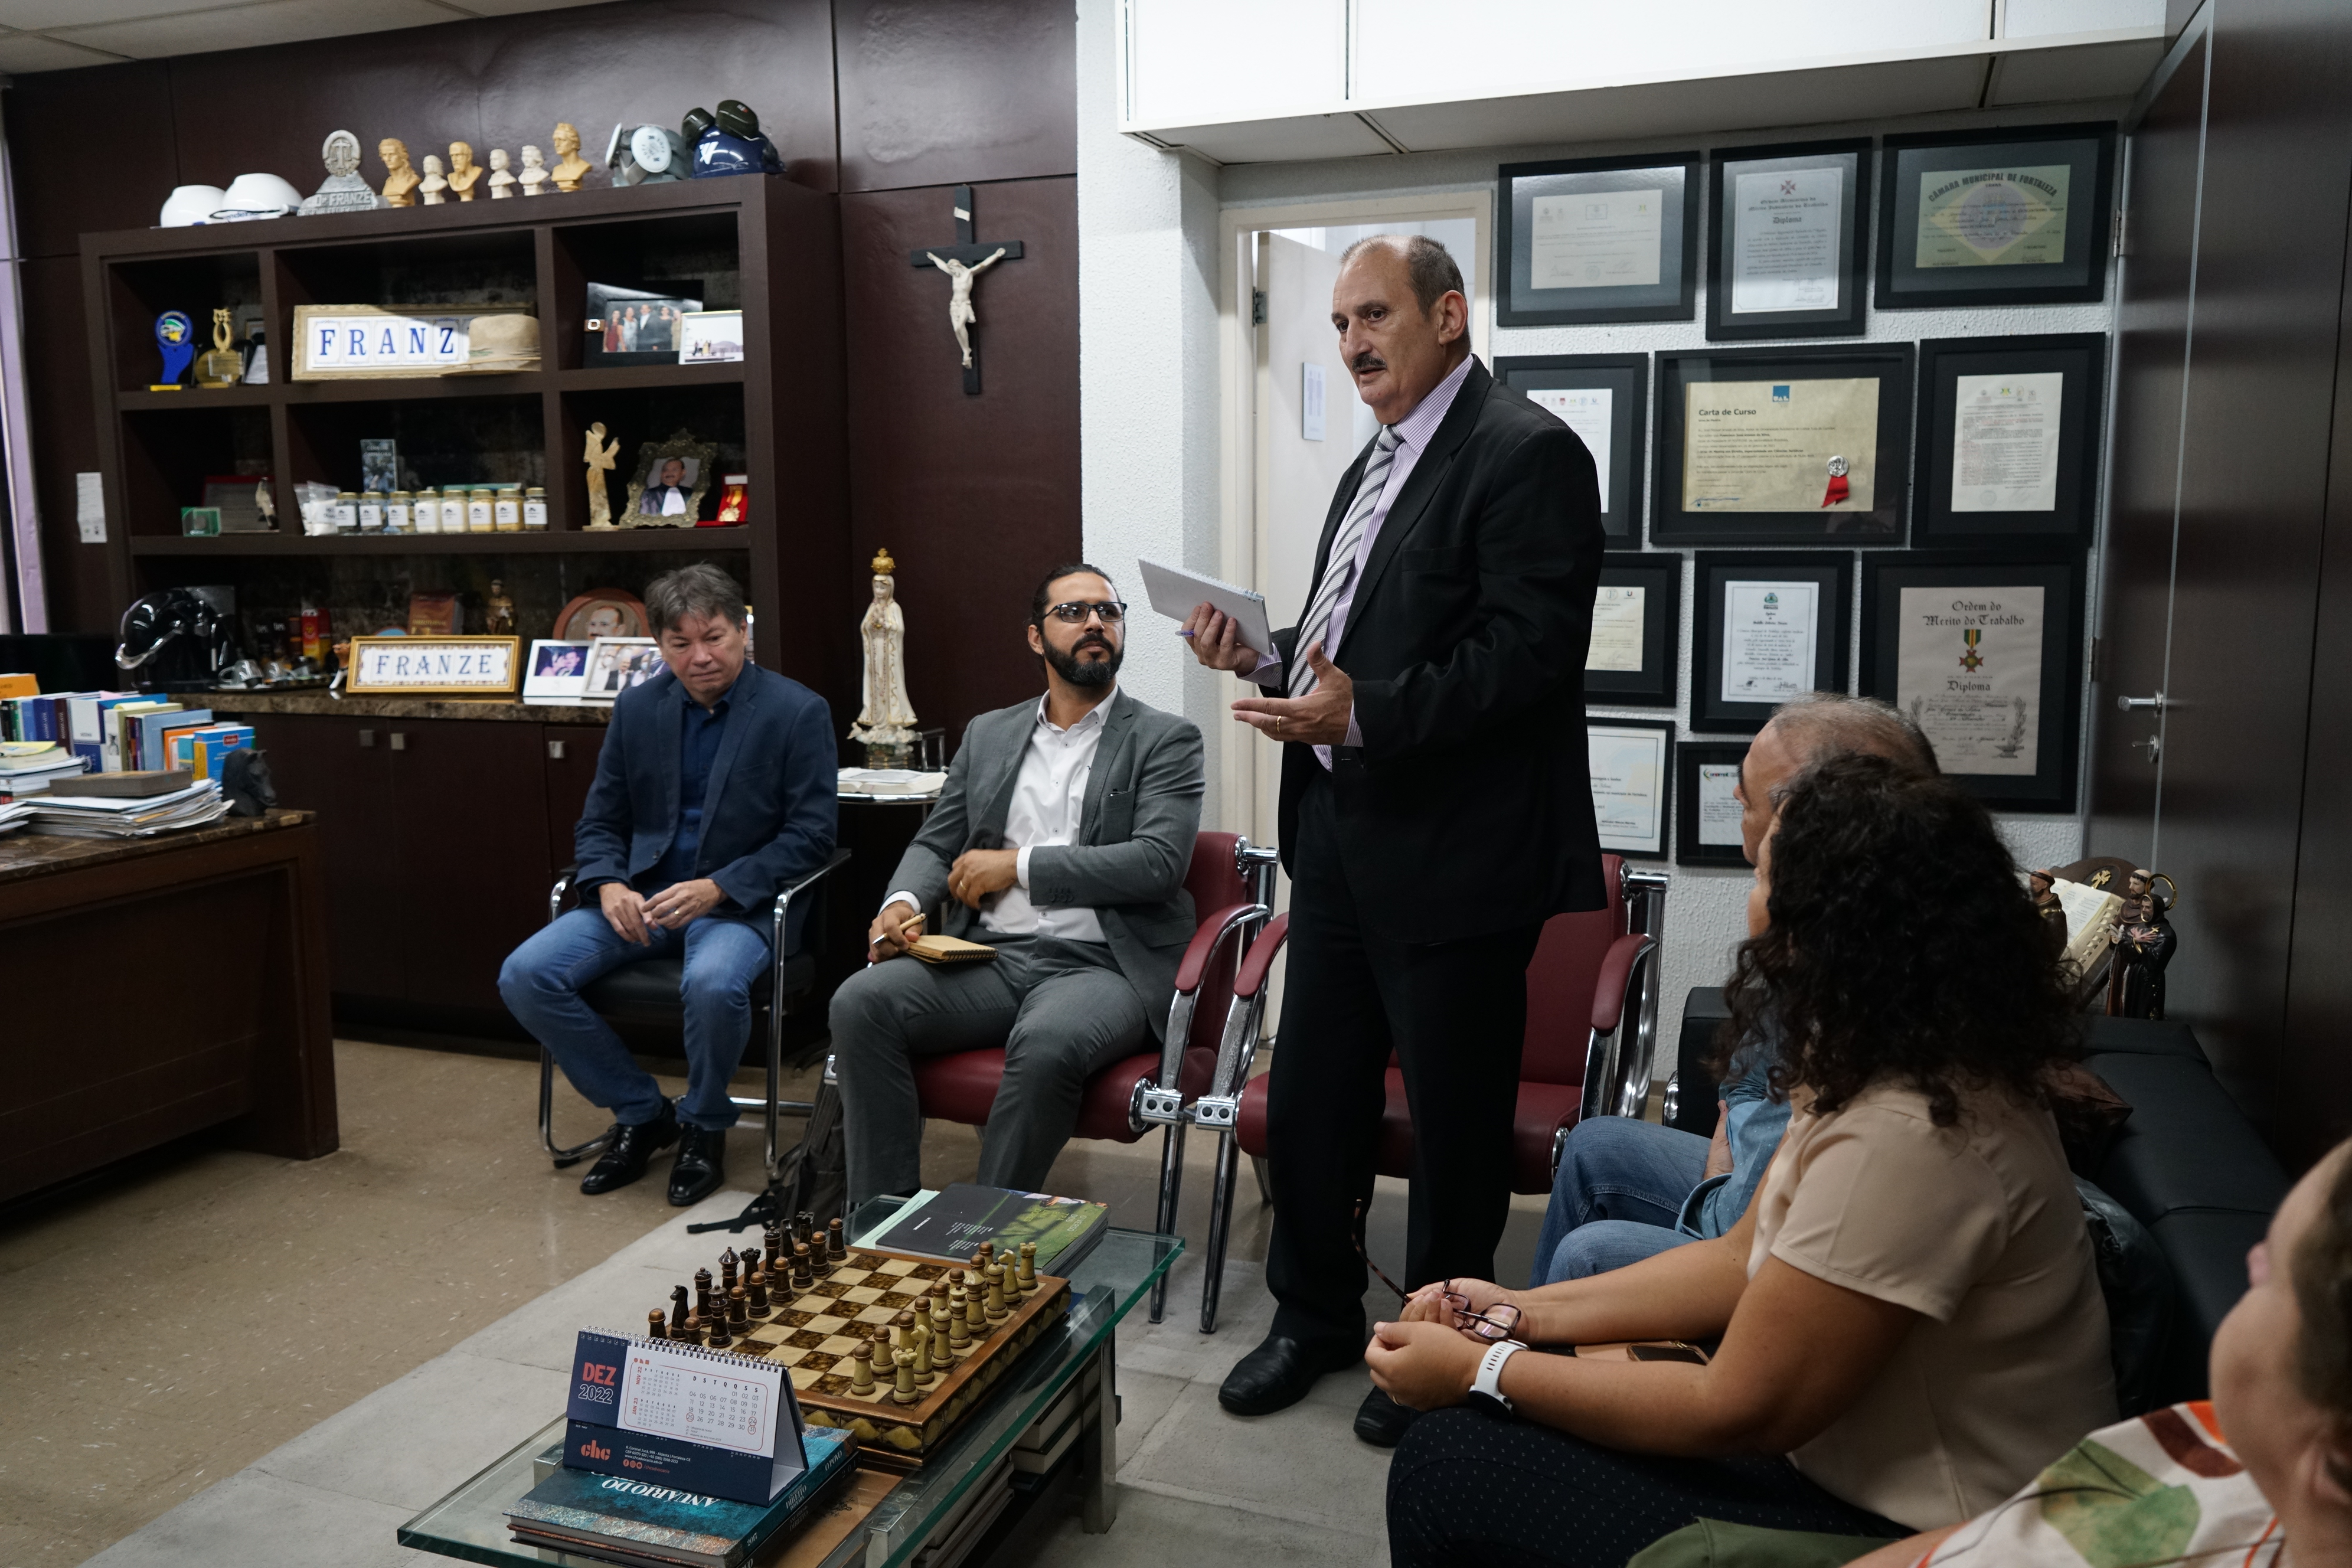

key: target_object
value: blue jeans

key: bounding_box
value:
[499,908,771,1131]
[1528,1115,1711,1286]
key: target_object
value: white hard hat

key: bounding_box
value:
[159,185,227,227]
[217,172,303,218]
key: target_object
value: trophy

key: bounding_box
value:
[152,311,194,391]
[195,309,243,390]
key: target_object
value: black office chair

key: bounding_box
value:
[537,848,851,1183]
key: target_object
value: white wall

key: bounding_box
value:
[1081,0,2117,1066]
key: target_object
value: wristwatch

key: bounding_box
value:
[1467,1339,1523,1416]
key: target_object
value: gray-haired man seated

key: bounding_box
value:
[831,563,1206,1204]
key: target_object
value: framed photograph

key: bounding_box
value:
[345,636,520,696]
[1707,139,1871,340]
[1495,354,1649,540]
[1585,551,1680,707]
[625,430,716,526]
[581,637,664,702]
[1913,334,2105,545]
[1589,717,1673,860]
[679,310,746,364]
[1876,123,2116,310]
[1652,344,1914,545]
[584,282,703,367]
[201,475,272,533]
[554,590,649,642]
[406,592,460,635]
[522,639,593,703]
[1860,551,2085,812]
[1497,153,1699,326]
[1692,551,1853,734]
[290,303,532,380]
[360,439,398,493]
[1675,741,1753,867]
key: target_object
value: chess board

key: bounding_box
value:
[722,1249,1070,1468]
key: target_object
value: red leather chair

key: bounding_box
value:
[907,831,1278,1321]
[1188,855,1668,1331]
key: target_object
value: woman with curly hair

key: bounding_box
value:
[1377,754,2113,1566]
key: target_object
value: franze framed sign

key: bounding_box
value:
[345,636,521,695]
[292,304,532,380]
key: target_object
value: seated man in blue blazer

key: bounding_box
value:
[501,563,836,1206]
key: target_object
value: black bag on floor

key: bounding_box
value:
[688,1076,848,1236]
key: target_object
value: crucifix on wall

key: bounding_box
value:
[909,184,1024,394]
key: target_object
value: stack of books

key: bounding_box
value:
[0,743,90,797]
[506,1424,856,1568]
[0,800,34,837]
[28,779,227,838]
[860,1182,1112,1273]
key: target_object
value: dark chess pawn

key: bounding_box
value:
[681,1311,705,1345]
[727,1286,750,1334]
[707,1313,734,1351]
[792,1242,815,1291]
[646,1309,668,1341]
[827,1217,847,1263]
[747,1270,772,1318]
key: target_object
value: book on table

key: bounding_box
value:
[861,1182,1110,1273]
[505,1423,855,1568]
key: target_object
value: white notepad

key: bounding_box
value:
[1138,558,1275,658]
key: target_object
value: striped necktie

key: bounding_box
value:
[1289,424,1400,697]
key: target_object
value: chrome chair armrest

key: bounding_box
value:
[548,863,579,925]
[1154,902,1268,1099]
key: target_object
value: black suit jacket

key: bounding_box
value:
[1276,357,1606,941]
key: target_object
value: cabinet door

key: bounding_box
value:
[541,724,607,876]
[386,720,553,1011]
[245,712,405,1001]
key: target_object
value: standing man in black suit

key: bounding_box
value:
[1182,234,1604,1445]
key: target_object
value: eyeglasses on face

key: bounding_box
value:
[1045,601,1127,625]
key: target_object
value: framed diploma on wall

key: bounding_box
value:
[1495,354,1649,540]
[1706,139,1871,341]
[1498,153,1700,326]
[1654,345,1914,545]
[1859,552,2085,812]
[1692,552,1852,733]
[1589,717,1674,860]
[1675,741,1753,867]
[1586,551,1680,707]
[1913,334,2105,544]
[1874,124,2116,310]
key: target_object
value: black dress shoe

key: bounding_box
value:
[579,1104,679,1195]
[1216,1333,1361,1416]
[1353,1385,1420,1448]
[667,1124,727,1207]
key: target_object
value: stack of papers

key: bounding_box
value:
[27,780,228,838]
[0,743,90,796]
[837,768,947,795]
[0,801,34,836]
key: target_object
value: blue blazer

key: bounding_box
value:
[573,663,838,950]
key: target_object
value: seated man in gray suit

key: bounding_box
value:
[832,563,1206,1205]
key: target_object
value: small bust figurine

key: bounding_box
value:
[419,155,447,205]
[488,148,515,198]
[484,579,517,636]
[378,138,419,207]
[551,122,592,192]
[518,145,548,195]
[446,142,482,201]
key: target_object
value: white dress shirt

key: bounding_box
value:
[1249,352,1478,767]
[883,692,1111,942]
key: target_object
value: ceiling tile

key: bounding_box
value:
[433,0,607,12]
[0,30,129,69]
[53,0,462,60]
[0,0,202,27]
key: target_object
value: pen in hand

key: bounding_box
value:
[871,910,926,953]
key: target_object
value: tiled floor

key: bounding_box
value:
[0,1038,1551,1567]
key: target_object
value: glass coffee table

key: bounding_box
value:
[397,1200,1179,1568]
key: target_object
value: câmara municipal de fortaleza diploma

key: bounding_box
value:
[1683,378,1878,513]
[1895,585,2044,775]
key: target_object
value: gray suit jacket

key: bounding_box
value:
[886,688,1205,1040]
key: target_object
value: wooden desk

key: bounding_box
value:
[0,810,336,1202]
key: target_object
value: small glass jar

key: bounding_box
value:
[493,484,522,532]
[413,487,442,534]
[357,489,384,532]
[385,489,412,532]
[466,486,494,533]
[522,486,548,530]
[332,490,358,533]
[436,488,465,534]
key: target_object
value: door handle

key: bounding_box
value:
[389,731,407,752]
[358,729,375,748]
[2132,733,2161,763]
[548,739,566,760]
[2116,692,2165,712]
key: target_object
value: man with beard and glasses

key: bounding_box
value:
[831,564,1206,1203]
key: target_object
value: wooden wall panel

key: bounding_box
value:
[841,177,1080,748]
[834,0,1076,192]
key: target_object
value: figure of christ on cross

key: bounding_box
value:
[907,183,1024,394]
[927,247,1005,369]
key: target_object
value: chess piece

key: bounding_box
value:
[489,148,516,198]
[694,1268,714,1319]
[891,1345,919,1405]
[948,1286,971,1348]
[447,142,482,201]
[583,422,620,529]
[707,1313,733,1351]
[720,1248,739,1293]
[851,1341,874,1394]
[929,1284,952,1348]
[743,1243,764,1276]
[964,1279,988,1335]
[195,309,243,389]
[378,138,419,207]
[670,1285,691,1336]
[747,1271,770,1319]
[911,1317,935,1384]
[419,155,447,205]
[681,1311,704,1345]
[300,130,382,215]
[984,1261,1008,1323]
[551,122,592,192]
[484,579,516,636]
[799,1211,818,1248]
[518,145,548,196]
[792,1242,814,1291]
[852,550,918,765]
[727,1286,750,1333]
[647,1309,667,1341]
[893,1309,917,1342]
[764,1225,784,1266]
[1017,1242,1038,1298]
[827,1218,847,1262]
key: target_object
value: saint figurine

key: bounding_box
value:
[851,549,919,763]
[488,148,515,199]
[583,422,620,529]
[419,155,448,205]
[484,579,516,636]
[446,142,482,201]
[550,123,593,192]
[518,145,548,196]
[2106,871,2177,1021]
[379,138,420,207]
